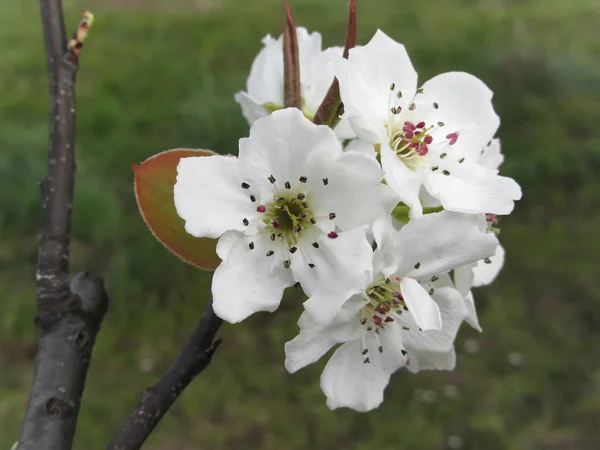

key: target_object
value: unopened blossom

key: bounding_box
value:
[235,27,355,138]
[174,108,395,323]
[335,30,521,218]
[285,212,498,411]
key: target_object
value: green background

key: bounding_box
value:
[1,0,599,448]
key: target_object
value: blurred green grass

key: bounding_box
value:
[1,0,600,449]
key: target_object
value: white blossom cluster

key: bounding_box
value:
[174,28,521,411]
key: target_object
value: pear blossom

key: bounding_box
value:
[235,27,355,139]
[285,212,498,411]
[335,30,522,218]
[174,108,395,323]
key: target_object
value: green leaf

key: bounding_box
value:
[133,148,221,270]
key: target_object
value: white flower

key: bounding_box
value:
[235,27,355,139]
[335,29,522,218]
[285,211,498,411]
[174,108,395,323]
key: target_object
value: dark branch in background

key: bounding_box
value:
[107,304,223,450]
[283,2,301,109]
[313,0,357,126]
[18,6,109,450]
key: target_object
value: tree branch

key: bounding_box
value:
[107,304,223,450]
[18,6,106,450]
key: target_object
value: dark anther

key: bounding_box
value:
[312,242,319,248]
[249,242,255,250]
[243,218,249,226]
[290,246,297,253]
[409,103,416,110]
[297,193,306,200]
[442,170,450,176]
[437,121,445,126]
[310,217,316,224]
[440,153,447,159]
[328,213,336,220]
[299,176,307,183]
[433,102,439,109]
[266,250,274,257]
[277,197,284,203]
[241,182,250,189]
[302,202,309,208]
[250,194,256,202]
[283,260,291,268]
[285,181,291,189]
[432,166,439,171]
[459,157,465,163]
[322,178,329,185]
[308,263,315,268]
[268,175,276,183]
[414,262,421,269]
[271,233,276,241]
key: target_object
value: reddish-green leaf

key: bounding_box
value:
[133,148,221,270]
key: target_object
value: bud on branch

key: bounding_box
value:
[283,2,301,109]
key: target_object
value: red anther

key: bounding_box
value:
[409,142,419,149]
[424,135,433,144]
[272,221,280,229]
[418,144,429,156]
[373,315,382,326]
[256,205,266,213]
[384,316,394,322]
[416,121,426,129]
[327,231,338,239]
[403,121,416,131]
[404,131,414,139]
[406,359,410,365]
[486,213,497,223]
[376,305,387,315]
[446,132,459,145]
[395,276,402,281]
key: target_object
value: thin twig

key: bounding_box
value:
[107,304,223,450]
[18,5,107,450]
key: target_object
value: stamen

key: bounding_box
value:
[416,88,424,94]
[373,316,382,326]
[290,246,297,253]
[433,102,439,109]
[242,218,249,226]
[272,221,280,229]
[437,121,445,127]
[322,178,329,186]
[310,217,316,224]
[328,213,336,220]
[443,170,450,176]
[327,231,338,239]
[378,345,383,353]
[249,242,254,250]
[256,205,266,213]
[440,153,447,159]
[459,157,465,163]
[312,242,319,248]
[270,233,276,241]
[299,176,307,183]
[397,91,403,99]
[283,260,291,268]
[268,175,276,184]
[446,132,459,145]
[308,263,315,268]
[277,197,284,203]
[285,181,291,189]
[409,103,416,110]
[401,349,408,356]
[302,202,309,208]
[297,193,306,200]
[389,83,395,90]
[484,258,492,264]
[250,195,256,202]
[429,288,435,295]
[266,250,274,257]
[414,262,421,269]
[432,166,439,171]
[431,275,439,282]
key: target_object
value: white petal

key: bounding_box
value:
[380,144,424,218]
[453,264,476,297]
[174,155,257,239]
[343,139,377,157]
[420,72,499,157]
[478,138,504,171]
[400,277,442,331]
[371,215,399,276]
[463,291,482,332]
[296,228,373,325]
[320,340,390,412]
[396,211,499,278]
[211,232,294,323]
[335,30,417,143]
[306,150,395,230]
[377,322,409,374]
[425,170,522,215]
[473,244,505,286]
[234,91,270,126]
[246,34,285,106]
[406,347,456,373]
[301,47,338,114]
[334,117,358,140]
[402,286,467,352]
[238,108,341,201]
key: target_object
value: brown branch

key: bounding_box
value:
[313,0,357,126]
[283,2,301,109]
[107,304,223,450]
[17,5,106,450]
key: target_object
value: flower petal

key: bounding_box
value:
[320,340,390,412]
[473,243,505,286]
[306,150,396,230]
[174,155,257,239]
[402,286,467,352]
[336,30,417,143]
[424,169,522,215]
[238,108,341,202]
[211,231,294,323]
[420,71,499,157]
[234,91,270,125]
[381,144,424,218]
[400,277,442,331]
[396,211,499,278]
[463,291,482,332]
[478,138,504,171]
[406,347,456,373]
[296,228,373,325]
